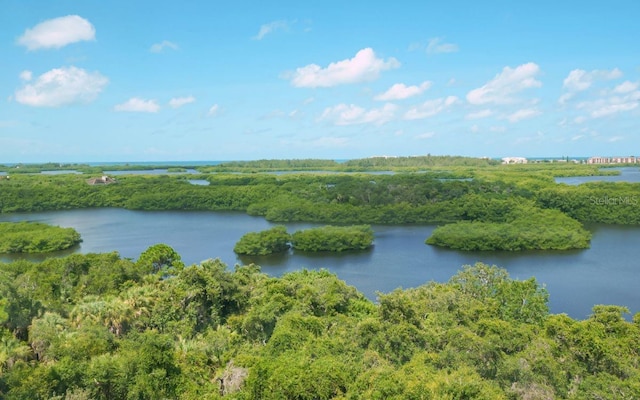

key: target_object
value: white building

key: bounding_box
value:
[501,157,528,164]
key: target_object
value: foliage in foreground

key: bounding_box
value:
[0,222,81,253]
[0,249,639,399]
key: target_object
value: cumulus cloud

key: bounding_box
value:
[149,40,180,53]
[559,68,622,103]
[19,70,33,81]
[414,132,436,139]
[426,37,459,54]
[253,20,290,40]
[404,96,458,120]
[575,84,640,119]
[17,15,95,50]
[150,40,178,53]
[288,48,400,88]
[506,108,541,123]
[14,66,108,107]
[114,98,160,113]
[465,109,493,119]
[613,80,638,94]
[320,103,397,125]
[374,81,431,101]
[207,104,220,116]
[563,68,622,91]
[169,96,195,108]
[466,63,541,105]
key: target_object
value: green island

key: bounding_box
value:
[291,225,374,252]
[0,222,81,253]
[234,225,374,255]
[0,251,639,399]
[426,205,592,251]
[234,226,291,255]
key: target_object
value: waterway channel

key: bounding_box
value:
[0,208,638,320]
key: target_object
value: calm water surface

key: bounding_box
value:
[555,167,640,185]
[0,208,638,319]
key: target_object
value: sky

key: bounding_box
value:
[1,0,639,163]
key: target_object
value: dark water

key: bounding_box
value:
[0,209,638,319]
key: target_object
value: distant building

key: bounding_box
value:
[587,156,638,164]
[86,175,117,185]
[501,157,528,164]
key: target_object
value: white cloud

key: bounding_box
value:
[150,40,178,53]
[253,20,290,40]
[415,132,436,139]
[563,68,622,91]
[576,87,640,118]
[19,70,32,81]
[608,136,624,142]
[466,63,541,105]
[426,37,459,54]
[465,109,493,119]
[404,96,458,120]
[374,81,431,101]
[613,81,638,94]
[169,96,195,108]
[114,98,160,113]
[207,104,220,116]
[288,48,400,88]
[559,68,623,103]
[506,108,541,123]
[14,66,108,107]
[17,15,95,50]
[591,101,638,118]
[320,103,397,125]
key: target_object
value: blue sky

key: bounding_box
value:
[1,1,639,163]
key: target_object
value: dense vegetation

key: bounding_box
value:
[427,205,592,251]
[234,226,291,255]
[0,162,638,253]
[0,222,81,253]
[291,225,374,252]
[0,250,638,399]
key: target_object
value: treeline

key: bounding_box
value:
[0,222,81,253]
[0,251,639,399]
[0,167,638,228]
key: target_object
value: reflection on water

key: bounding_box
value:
[0,209,638,319]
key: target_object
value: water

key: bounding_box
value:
[555,167,640,185]
[0,209,638,320]
[105,169,200,175]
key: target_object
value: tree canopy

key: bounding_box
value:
[0,249,638,399]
